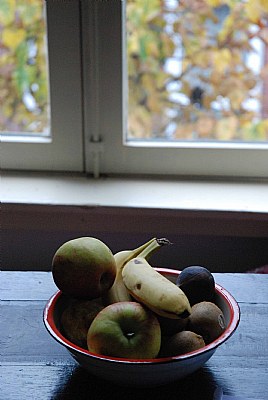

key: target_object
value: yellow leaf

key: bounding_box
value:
[259,0,268,13]
[199,50,214,68]
[128,105,152,138]
[145,39,159,58]
[206,0,223,7]
[2,29,25,49]
[229,88,246,109]
[217,14,234,43]
[213,48,232,74]
[215,116,239,140]
[161,34,175,56]
[0,0,15,25]
[174,122,196,140]
[196,115,216,138]
[244,0,267,23]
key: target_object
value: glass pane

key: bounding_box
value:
[0,0,50,136]
[127,0,268,143]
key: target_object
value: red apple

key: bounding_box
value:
[87,302,161,359]
[52,237,117,299]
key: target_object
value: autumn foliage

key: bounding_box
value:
[0,1,49,134]
[127,0,268,142]
[1,0,268,143]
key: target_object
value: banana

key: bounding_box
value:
[103,238,171,305]
[122,257,191,319]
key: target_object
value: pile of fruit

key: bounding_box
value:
[52,236,226,359]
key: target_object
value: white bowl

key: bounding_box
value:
[43,268,240,387]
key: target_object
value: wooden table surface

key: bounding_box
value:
[1,271,268,400]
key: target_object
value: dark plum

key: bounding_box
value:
[176,265,215,306]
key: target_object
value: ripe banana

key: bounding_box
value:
[122,257,192,319]
[103,238,171,305]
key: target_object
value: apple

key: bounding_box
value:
[87,302,161,359]
[52,237,117,299]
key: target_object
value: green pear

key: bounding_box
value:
[52,237,117,299]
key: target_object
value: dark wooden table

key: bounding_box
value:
[1,271,268,400]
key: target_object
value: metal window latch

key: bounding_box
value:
[89,136,104,153]
[89,136,104,179]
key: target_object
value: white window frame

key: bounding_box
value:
[1,1,84,172]
[1,0,268,179]
[83,0,268,179]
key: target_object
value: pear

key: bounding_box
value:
[52,237,117,299]
[61,298,104,348]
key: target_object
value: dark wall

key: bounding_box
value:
[2,204,268,272]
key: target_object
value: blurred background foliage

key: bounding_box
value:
[0,0,49,134]
[127,0,268,142]
[1,0,268,143]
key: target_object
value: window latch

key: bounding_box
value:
[89,136,103,153]
[89,136,103,179]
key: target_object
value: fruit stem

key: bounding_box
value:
[139,237,172,260]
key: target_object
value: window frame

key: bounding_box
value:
[82,0,268,179]
[1,0,268,179]
[1,0,84,172]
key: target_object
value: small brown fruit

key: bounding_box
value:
[188,301,226,344]
[159,330,205,357]
[176,265,215,305]
[156,314,188,336]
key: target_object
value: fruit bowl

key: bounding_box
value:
[43,268,240,387]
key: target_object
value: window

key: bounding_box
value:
[2,0,268,179]
[126,1,268,144]
[1,1,50,136]
[1,1,84,171]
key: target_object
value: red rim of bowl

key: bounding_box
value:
[43,267,240,364]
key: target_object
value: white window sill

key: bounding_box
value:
[2,171,268,214]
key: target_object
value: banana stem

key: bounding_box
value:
[139,237,172,260]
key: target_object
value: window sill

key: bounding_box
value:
[2,172,268,271]
[2,171,268,213]
[2,170,268,237]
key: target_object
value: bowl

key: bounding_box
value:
[43,268,240,387]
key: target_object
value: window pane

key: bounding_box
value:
[127,0,268,143]
[0,0,50,136]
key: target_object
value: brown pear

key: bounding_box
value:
[61,298,104,348]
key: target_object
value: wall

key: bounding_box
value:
[2,203,268,272]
